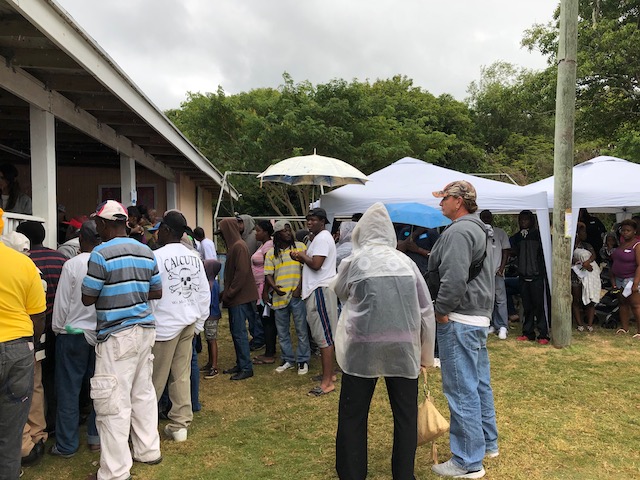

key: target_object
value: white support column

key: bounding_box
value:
[29,105,57,249]
[166,180,178,211]
[120,154,137,206]
[196,187,204,227]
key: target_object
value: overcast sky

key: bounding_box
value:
[56,0,559,111]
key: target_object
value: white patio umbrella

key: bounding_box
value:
[257,152,369,187]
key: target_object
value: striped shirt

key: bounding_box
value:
[81,237,162,342]
[264,241,306,309]
[28,247,67,321]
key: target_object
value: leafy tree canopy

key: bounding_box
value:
[167,74,484,216]
[523,0,640,159]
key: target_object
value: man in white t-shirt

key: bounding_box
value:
[290,208,338,397]
[480,210,511,340]
[193,227,217,260]
[150,211,210,442]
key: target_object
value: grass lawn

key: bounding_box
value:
[22,318,640,480]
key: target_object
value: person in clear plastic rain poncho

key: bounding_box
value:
[330,202,436,480]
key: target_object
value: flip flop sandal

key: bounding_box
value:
[616,329,629,335]
[253,356,275,365]
[307,386,334,397]
[633,334,640,339]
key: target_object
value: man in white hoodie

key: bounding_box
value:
[150,211,210,442]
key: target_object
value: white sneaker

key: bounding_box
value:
[164,425,187,442]
[485,449,499,459]
[275,361,294,373]
[433,358,441,368]
[432,459,485,478]
[297,362,309,375]
[488,326,496,335]
[498,327,508,340]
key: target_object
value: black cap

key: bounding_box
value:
[79,220,101,245]
[162,210,189,235]
[306,207,329,224]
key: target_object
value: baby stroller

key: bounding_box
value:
[595,288,619,329]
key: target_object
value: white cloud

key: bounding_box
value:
[56,0,559,109]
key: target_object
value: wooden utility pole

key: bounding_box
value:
[551,0,579,348]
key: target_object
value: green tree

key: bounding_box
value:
[168,74,483,216]
[466,62,556,183]
[523,0,640,160]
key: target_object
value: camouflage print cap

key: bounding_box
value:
[432,180,477,201]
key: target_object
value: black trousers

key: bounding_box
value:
[520,276,549,340]
[256,304,277,358]
[336,373,418,480]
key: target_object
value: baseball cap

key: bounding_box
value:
[306,207,329,224]
[273,220,291,234]
[2,231,30,254]
[432,180,477,201]
[159,210,189,235]
[148,221,161,232]
[79,220,100,242]
[92,200,128,221]
[63,215,89,230]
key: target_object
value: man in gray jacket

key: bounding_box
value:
[427,181,498,479]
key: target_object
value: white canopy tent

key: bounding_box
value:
[523,155,639,248]
[320,157,552,282]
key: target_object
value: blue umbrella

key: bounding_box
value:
[384,202,451,229]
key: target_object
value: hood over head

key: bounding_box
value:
[238,214,255,240]
[219,218,242,245]
[204,259,222,289]
[338,221,357,246]
[352,203,397,252]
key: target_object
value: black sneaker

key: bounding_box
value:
[230,370,254,381]
[222,365,240,375]
[22,439,45,466]
[204,368,219,379]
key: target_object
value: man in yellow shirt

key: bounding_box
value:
[264,221,310,375]
[0,209,46,479]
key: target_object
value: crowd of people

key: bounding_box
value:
[2,169,638,480]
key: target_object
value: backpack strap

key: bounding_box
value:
[454,217,489,282]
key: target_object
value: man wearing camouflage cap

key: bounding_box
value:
[427,181,499,479]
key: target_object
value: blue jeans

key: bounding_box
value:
[492,275,509,330]
[191,337,201,412]
[274,297,310,364]
[228,303,254,373]
[0,338,34,480]
[249,307,265,348]
[437,321,498,471]
[55,334,99,454]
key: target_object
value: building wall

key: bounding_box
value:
[12,163,215,236]
[177,172,197,227]
[14,163,167,218]
[202,189,214,236]
[58,165,168,218]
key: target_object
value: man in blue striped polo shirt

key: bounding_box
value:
[81,200,163,480]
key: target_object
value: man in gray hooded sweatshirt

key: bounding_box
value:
[237,214,258,256]
[427,181,498,480]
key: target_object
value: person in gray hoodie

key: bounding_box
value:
[427,181,498,480]
[237,214,258,256]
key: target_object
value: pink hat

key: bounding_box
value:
[92,200,128,221]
